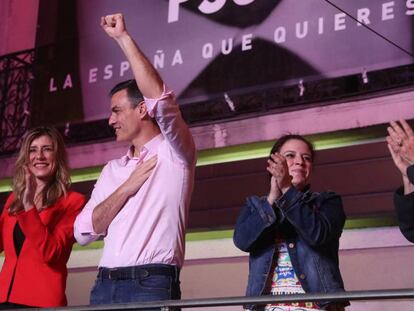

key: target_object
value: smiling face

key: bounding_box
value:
[108,89,142,142]
[28,135,57,183]
[279,139,313,191]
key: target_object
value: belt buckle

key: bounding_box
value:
[108,268,118,280]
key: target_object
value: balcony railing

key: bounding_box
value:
[33,288,414,310]
[0,49,34,154]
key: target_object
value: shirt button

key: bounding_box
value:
[300,274,306,280]
[288,243,295,248]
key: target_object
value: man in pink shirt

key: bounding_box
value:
[74,13,196,307]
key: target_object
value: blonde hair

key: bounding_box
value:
[9,126,71,215]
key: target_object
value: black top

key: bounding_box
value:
[407,165,414,184]
[394,164,414,243]
[13,223,25,256]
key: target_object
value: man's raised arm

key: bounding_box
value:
[102,13,196,165]
[101,13,163,99]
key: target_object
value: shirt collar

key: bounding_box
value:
[119,134,164,166]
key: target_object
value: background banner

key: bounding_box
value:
[32,0,414,126]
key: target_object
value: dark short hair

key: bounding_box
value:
[269,134,315,160]
[109,79,144,108]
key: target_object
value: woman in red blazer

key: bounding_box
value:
[0,126,85,309]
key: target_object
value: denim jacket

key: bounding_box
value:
[233,186,348,310]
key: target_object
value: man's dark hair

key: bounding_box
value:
[109,79,144,108]
[269,134,315,160]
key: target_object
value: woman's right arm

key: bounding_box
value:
[0,210,3,253]
[0,194,15,253]
[386,120,414,242]
[233,196,280,252]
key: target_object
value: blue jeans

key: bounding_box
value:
[90,264,181,310]
[0,303,34,309]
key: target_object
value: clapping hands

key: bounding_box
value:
[387,119,414,176]
[266,153,292,204]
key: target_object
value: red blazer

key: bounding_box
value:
[0,191,85,307]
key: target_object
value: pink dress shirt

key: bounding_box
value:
[74,88,196,268]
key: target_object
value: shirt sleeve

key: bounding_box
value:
[17,192,85,264]
[144,85,196,166]
[74,164,111,245]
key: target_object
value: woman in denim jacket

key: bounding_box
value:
[233,134,348,311]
